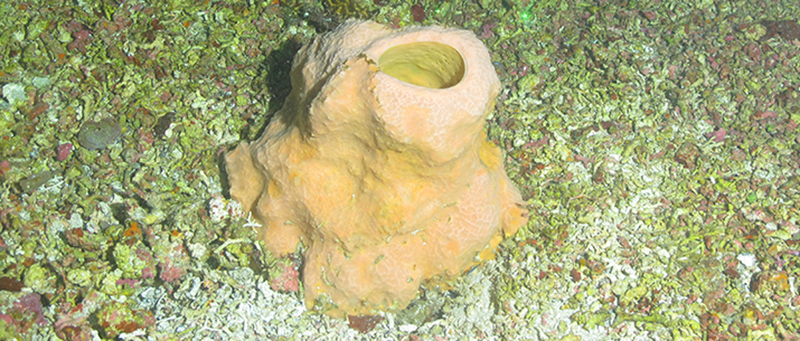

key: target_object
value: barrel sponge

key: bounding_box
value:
[225,20,527,317]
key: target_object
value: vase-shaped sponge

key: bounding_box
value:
[225,20,527,317]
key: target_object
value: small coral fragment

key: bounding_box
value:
[269,259,300,292]
[348,314,385,333]
[0,276,24,292]
[95,302,155,339]
[56,143,74,161]
[112,241,156,279]
[65,227,109,251]
[152,233,190,284]
[674,142,700,170]
[0,293,47,335]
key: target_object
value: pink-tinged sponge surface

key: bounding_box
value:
[225,20,527,317]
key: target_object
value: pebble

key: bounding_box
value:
[78,118,122,150]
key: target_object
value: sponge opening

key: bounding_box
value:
[378,42,465,89]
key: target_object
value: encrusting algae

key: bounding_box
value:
[225,20,527,317]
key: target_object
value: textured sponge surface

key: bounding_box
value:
[225,20,527,317]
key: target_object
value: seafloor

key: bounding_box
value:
[1,0,799,340]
